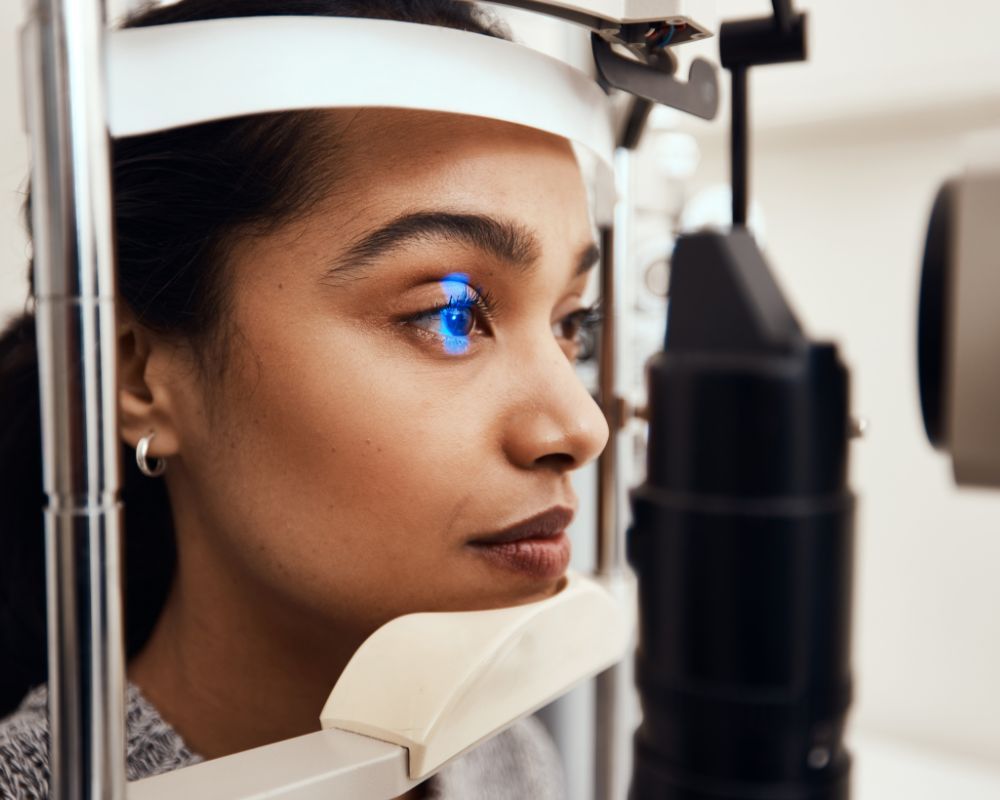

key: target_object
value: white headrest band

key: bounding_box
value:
[106,16,617,221]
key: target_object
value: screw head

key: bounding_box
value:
[808,747,831,770]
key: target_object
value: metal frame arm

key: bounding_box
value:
[592,35,719,120]
[772,0,794,32]
[489,0,697,27]
[21,0,125,798]
[720,1,806,225]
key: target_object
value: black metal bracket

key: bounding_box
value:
[591,34,719,122]
[720,3,807,226]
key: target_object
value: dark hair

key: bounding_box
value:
[0,0,507,717]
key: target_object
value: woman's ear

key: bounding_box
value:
[117,314,184,458]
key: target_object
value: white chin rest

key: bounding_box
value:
[320,570,634,780]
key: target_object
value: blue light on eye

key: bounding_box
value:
[439,272,472,355]
[441,306,473,337]
[440,272,469,300]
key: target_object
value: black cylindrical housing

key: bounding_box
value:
[645,346,849,497]
[628,230,854,800]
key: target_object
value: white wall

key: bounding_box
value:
[630,0,1000,770]
[0,2,29,328]
[654,117,1000,767]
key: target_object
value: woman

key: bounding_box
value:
[0,1,608,797]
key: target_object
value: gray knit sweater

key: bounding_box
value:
[0,684,565,799]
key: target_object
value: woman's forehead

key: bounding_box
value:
[331,107,580,171]
[306,108,593,239]
[230,110,596,294]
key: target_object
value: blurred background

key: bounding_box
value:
[3,0,1000,798]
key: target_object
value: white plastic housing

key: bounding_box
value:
[127,571,634,798]
[514,0,708,25]
[105,16,617,223]
[946,167,1000,487]
[321,570,634,779]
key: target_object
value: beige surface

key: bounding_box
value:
[851,730,1000,800]
[321,570,633,780]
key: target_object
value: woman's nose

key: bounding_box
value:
[501,349,610,472]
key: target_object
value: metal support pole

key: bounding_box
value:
[595,228,619,575]
[22,1,126,798]
[594,147,634,800]
[730,65,748,228]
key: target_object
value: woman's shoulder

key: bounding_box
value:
[0,690,562,799]
[0,685,52,799]
[123,683,203,780]
[0,682,202,799]
[427,715,566,800]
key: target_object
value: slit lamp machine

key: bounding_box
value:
[16,0,1000,798]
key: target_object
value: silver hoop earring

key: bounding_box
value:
[136,432,167,478]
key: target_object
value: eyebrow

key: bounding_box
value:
[321,211,600,284]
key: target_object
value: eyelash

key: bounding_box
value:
[406,284,602,363]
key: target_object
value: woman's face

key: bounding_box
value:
[159,110,609,638]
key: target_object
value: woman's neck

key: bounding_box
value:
[128,548,363,759]
[128,568,426,799]
[127,483,427,799]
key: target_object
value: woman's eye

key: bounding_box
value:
[439,305,475,338]
[554,304,602,362]
[407,273,493,355]
[410,300,484,354]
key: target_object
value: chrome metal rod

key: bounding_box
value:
[594,147,634,800]
[595,147,635,579]
[594,656,634,800]
[594,226,621,800]
[595,221,620,577]
[22,1,125,798]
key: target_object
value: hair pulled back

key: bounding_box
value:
[0,0,506,717]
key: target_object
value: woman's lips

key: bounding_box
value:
[469,532,571,580]
[467,506,574,580]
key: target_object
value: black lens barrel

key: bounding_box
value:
[628,230,855,800]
